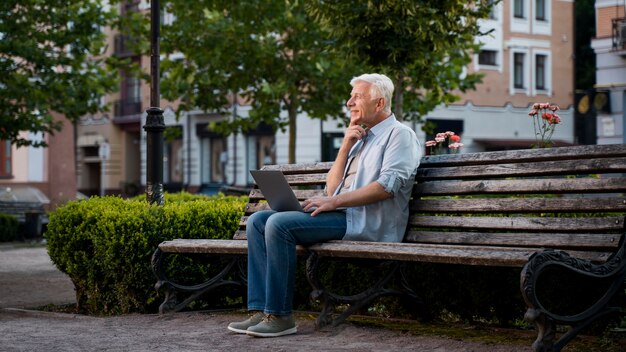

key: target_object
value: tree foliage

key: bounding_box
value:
[0,0,118,148]
[305,0,495,120]
[156,0,362,163]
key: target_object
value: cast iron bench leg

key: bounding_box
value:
[306,251,427,329]
[151,248,247,313]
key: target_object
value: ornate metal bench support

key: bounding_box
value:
[520,234,626,352]
[306,251,426,329]
[151,248,247,313]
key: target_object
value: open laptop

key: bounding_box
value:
[250,170,307,212]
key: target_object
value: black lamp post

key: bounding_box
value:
[144,0,165,205]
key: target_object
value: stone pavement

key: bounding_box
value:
[0,243,536,351]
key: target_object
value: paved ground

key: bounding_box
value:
[0,243,562,351]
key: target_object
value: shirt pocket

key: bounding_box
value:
[361,145,384,171]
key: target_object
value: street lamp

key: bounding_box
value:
[144,0,165,205]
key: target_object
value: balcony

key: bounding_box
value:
[114,34,138,58]
[114,99,142,117]
[611,18,626,55]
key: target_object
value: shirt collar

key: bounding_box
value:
[368,113,396,138]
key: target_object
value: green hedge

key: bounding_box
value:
[0,213,19,242]
[46,192,247,315]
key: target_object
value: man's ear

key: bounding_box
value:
[376,98,385,111]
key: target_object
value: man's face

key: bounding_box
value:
[346,81,381,127]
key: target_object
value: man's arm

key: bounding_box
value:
[304,181,391,216]
[326,122,367,196]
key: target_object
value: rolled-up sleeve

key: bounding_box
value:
[375,129,420,195]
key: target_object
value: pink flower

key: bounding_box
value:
[549,104,560,112]
[549,114,561,124]
[532,103,541,109]
[448,142,463,149]
[435,136,446,143]
[425,140,437,147]
[541,112,553,121]
[539,102,550,109]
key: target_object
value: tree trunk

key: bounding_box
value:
[394,75,404,120]
[288,101,297,164]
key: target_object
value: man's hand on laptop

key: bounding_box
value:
[302,196,339,217]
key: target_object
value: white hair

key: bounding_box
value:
[350,73,394,113]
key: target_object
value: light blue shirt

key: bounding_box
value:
[333,115,421,242]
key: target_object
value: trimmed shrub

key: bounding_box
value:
[0,213,19,242]
[46,192,247,315]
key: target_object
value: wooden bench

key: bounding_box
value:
[152,144,626,352]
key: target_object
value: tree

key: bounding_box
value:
[305,0,495,121]
[0,1,118,148]
[157,0,361,163]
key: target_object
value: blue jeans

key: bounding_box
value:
[246,210,346,315]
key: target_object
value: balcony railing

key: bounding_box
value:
[114,34,138,57]
[114,99,142,117]
[612,18,626,51]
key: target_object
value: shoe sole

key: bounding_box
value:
[227,326,250,334]
[246,326,297,338]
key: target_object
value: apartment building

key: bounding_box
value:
[591,0,626,145]
[0,113,75,209]
[74,0,576,195]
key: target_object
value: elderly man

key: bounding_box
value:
[228,73,421,337]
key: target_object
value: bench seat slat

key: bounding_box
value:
[412,197,626,213]
[405,231,621,250]
[307,241,612,267]
[159,239,612,268]
[417,157,626,180]
[410,215,625,232]
[415,177,626,196]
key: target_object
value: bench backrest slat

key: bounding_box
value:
[417,157,626,180]
[412,197,626,214]
[411,215,624,233]
[404,231,621,250]
[415,177,626,195]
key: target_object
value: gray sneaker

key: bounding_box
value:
[227,312,265,334]
[246,314,297,337]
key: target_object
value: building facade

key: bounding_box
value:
[0,113,76,209]
[73,0,577,196]
[591,0,626,145]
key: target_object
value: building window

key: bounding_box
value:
[514,0,524,19]
[535,0,546,21]
[478,50,497,66]
[514,53,525,89]
[535,54,547,90]
[0,140,11,177]
[488,0,497,20]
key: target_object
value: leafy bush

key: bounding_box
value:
[46,192,247,315]
[0,213,19,242]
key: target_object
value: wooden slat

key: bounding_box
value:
[248,188,326,200]
[414,177,626,196]
[412,197,626,213]
[158,239,309,255]
[404,231,621,250]
[420,144,626,167]
[157,239,612,267]
[306,241,612,267]
[410,215,625,232]
[261,162,332,174]
[284,173,327,186]
[416,157,626,180]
